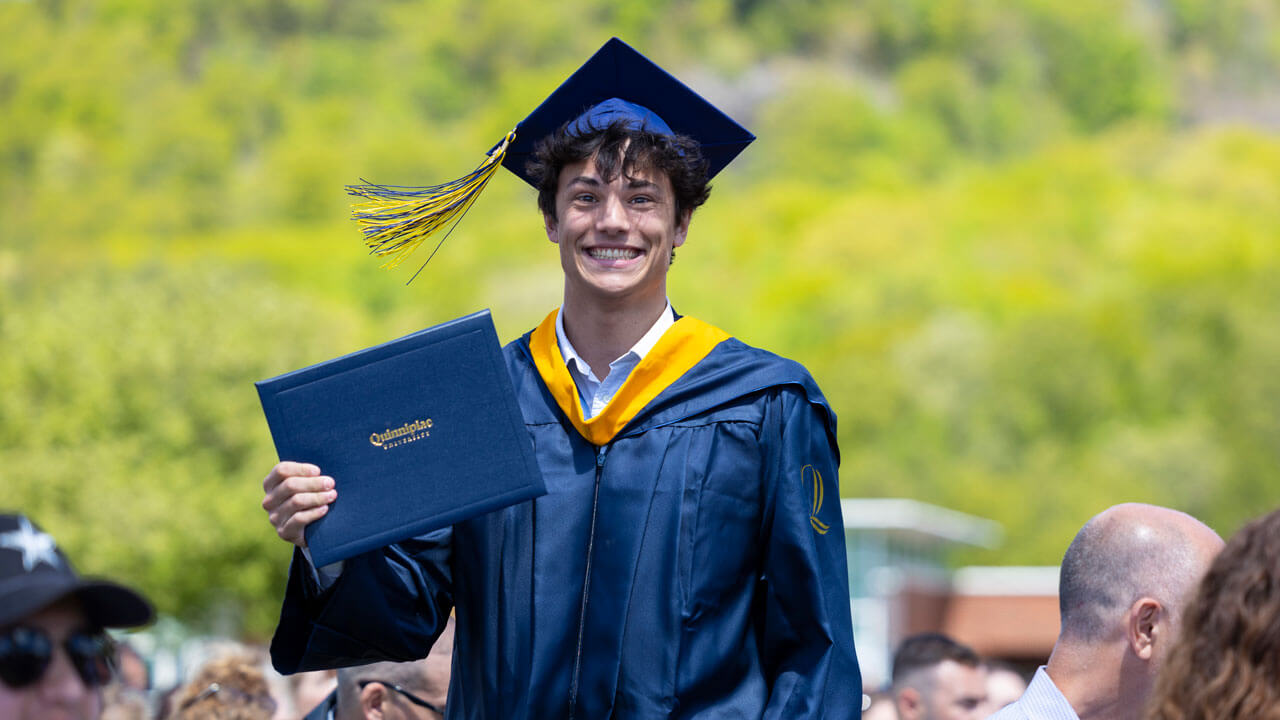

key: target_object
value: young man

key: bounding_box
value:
[0,513,154,720]
[262,38,861,718]
[890,633,988,720]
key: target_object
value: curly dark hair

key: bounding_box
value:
[525,118,711,223]
[1145,508,1280,720]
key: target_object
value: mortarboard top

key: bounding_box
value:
[347,37,755,280]
[500,37,755,187]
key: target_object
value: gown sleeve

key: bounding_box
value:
[269,526,455,673]
[758,388,862,719]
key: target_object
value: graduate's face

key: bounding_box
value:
[545,154,689,310]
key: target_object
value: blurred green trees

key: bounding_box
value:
[2,0,1278,636]
[0,262,367,633]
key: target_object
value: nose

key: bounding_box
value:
[37,645,97,717]
[595,193,629,234]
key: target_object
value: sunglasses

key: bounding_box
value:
[359,679,445,715]
[0,625,115,690]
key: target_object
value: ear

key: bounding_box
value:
[896,687,924,720]
[360,682,388,720]
[1127,596,1163,661]
[544,212,559,243]
[673,209,691,249]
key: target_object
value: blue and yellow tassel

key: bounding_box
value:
[346,129,516,281]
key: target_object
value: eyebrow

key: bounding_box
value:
[625,177,660,191]
[565,176,602,189]
[563,176,662,191]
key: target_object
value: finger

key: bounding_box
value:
[278,504,331,546]
[266,487,337,528]
[262,461,321,493]
[262,475,335,513]
[267,488,336,541]
[287,488,338,515]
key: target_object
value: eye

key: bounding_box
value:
[630,195,653,205]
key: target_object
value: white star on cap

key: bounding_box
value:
[0,516,63,572]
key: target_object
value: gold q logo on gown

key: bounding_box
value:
[802,465,830,535]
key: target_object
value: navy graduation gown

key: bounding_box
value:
[270,315,862,719]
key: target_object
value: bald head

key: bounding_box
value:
[1058,503,1223,643]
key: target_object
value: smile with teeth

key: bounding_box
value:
[588,247,642,260]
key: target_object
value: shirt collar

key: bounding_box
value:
[1020,666,1080,720]
[555,301,675,379]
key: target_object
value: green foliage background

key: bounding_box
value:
[2,0,1278,638]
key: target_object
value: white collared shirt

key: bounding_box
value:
[986,667,1080,720]
[555,302,675,418]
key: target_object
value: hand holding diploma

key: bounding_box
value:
[261,461,337,548]
[254,310,544,566]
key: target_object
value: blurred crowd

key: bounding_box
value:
[3,502,1277,720]
[864,503,1280,720]
[0,512,452,720]
[89,628,453,720]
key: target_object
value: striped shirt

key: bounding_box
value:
[987,667,1080,720]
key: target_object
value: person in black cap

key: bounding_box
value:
[0,512,154,720]
[262,38,861,718]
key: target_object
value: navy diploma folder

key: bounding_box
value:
[255,309,545,567]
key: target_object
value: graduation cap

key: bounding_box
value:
[347,37,755,279]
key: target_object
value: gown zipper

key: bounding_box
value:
[567,444,608,720]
